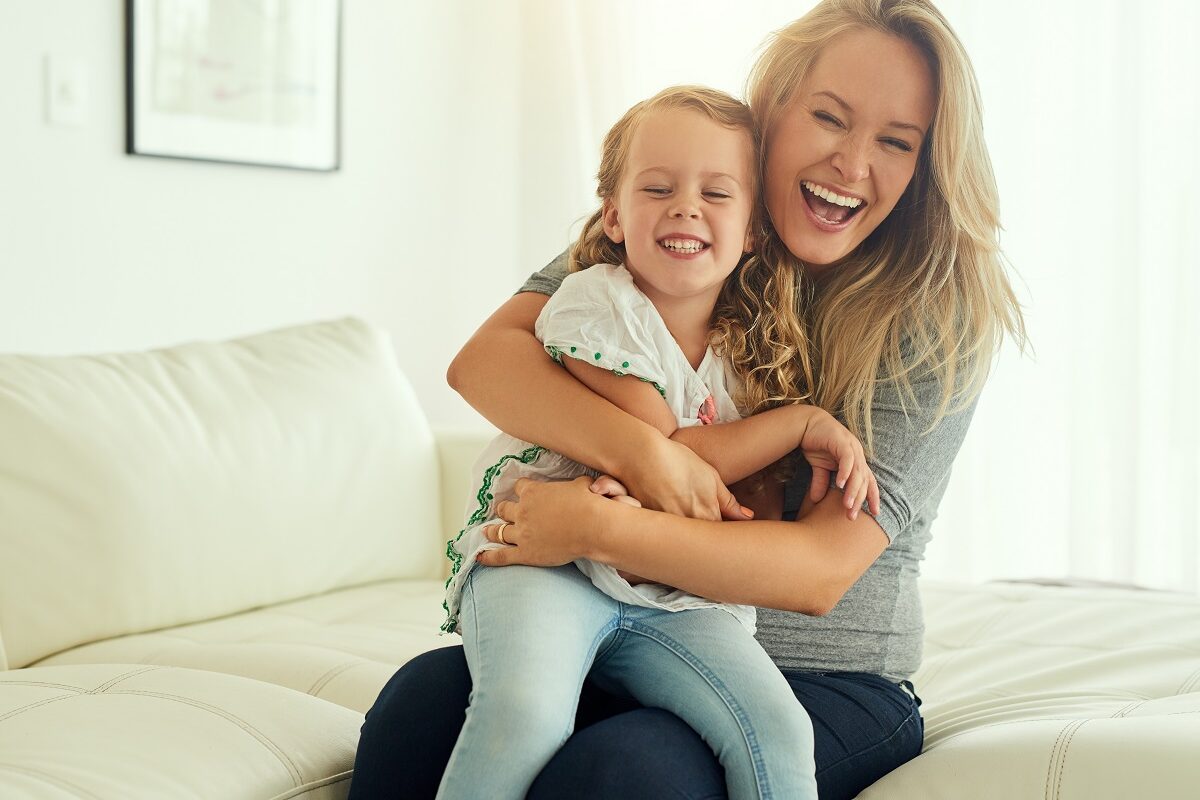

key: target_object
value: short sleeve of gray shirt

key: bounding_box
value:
[518,251,977,681]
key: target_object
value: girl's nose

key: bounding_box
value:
[669,197,701,219]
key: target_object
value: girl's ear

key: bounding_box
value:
[743,227,755,254]
[602,198,624,244]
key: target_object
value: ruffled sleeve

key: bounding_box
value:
[535,264,677,398]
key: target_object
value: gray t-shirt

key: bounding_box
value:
[521,253,977,682]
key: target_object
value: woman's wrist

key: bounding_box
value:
[578,495,638,564]
[594,422,665,483]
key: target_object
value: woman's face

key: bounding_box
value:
[764,28,936,269]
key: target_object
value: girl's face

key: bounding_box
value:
[603,108,755,311]
[764,28,936,270]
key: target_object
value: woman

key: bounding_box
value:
[350,1,1025,798]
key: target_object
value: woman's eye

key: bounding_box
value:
[814,111,844,128]
[881,138,914,153]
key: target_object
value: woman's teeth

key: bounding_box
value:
[660,239,707,253]
[801,180,862,208]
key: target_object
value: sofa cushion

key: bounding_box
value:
[0,664,360,799]
[0,318,443,669]
[36,579,454,713]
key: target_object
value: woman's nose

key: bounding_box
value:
[830,136,870,184]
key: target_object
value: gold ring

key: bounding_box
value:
[496,522,510,546]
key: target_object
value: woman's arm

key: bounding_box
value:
[446,291,746,520]
[480,475,889,614]
[556,356,877,517]
[558,355,804,485]
[475,363,978,613]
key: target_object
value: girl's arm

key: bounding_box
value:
[480,475,890,615]
[446,291,747,520]
[557,357,878,518]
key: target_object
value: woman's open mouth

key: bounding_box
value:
[801,180,867,230]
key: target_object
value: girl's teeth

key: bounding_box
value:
[661,239,705,253]
[802,180,862,208]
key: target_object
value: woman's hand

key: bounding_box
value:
[477,477,612,568]
[619,435,752,521]
[800,409,881,520]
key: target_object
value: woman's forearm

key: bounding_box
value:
[447,292,659,478]
[582,490,888,614]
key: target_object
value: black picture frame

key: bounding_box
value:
[125,0,342,171]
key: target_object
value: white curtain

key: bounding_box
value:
[517,1,1200,593]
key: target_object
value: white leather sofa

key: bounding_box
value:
[1,319,1197,799]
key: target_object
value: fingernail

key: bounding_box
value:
[837,480,845,490]
[475,553,483,562]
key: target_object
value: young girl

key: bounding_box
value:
[439,86,878,800]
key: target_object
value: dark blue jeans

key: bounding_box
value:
[348,645,922,800]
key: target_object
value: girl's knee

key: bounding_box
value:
[469,681,578,740]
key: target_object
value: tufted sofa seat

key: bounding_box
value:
[1,318,1197,798]
[863,580,1200,799]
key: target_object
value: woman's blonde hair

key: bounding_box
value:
[571,86,813,421]
[734,0,1027,453]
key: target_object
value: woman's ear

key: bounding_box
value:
[602,198,624,244]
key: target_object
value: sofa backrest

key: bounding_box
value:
[0,318,442,669]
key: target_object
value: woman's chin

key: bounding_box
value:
[786,239,853,272]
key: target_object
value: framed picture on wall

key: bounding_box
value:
[125,0,341,171]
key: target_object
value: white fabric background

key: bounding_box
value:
[517,0,1200,592]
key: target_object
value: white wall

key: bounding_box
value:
[0,0,524,428]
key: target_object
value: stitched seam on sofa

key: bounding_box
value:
[1042,720,1074,800]
[926,716,1097,749]
[1176,667,1200,695]
[0,693,78,724]
[307,661,359,697]
[1051,719,1087,800]
[1113,701,1145,717]
[94,665,162,693]
[814,706,921,776]
[269,770,353,800]
[0,679,89,692]
[111,690,305,786]
[0,762,105,799]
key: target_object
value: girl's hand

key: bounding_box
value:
[477,477,612,568]
[620,436,752,521]
[588,474,643,509]
[800,409,881,521]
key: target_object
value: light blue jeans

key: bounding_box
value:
[435,564,817,800]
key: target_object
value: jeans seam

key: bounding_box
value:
[623,619,773,799]
[815,703,922,777]
[562,619,622,747]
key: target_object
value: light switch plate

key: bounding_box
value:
[45,55,88,127]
